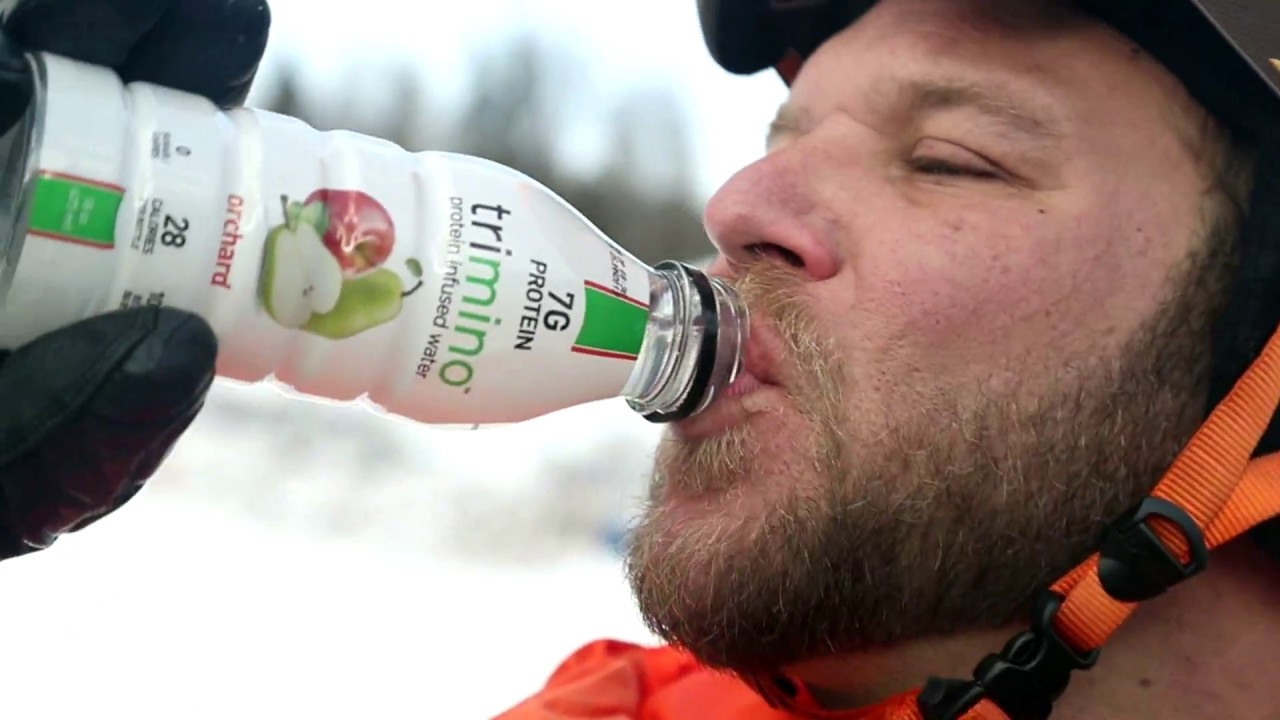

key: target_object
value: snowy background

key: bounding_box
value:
[1,1,788,718]
[2,387,665,719]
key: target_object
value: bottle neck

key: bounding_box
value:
[623,260,748,423]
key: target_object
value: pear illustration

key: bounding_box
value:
[260,219,344,328]
[301,267,411,340]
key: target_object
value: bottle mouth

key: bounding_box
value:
[630,260,747,423]
[701,273,748,411]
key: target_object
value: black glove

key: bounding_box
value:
[2,0,270,101]
[0,308,216,558]
[0,0,271,560]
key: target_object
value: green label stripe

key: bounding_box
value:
[572,281,650,360]
[27,171,123,249]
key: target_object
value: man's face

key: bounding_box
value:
[626,0,1232,673]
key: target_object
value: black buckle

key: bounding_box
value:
[745,674,797,709]
[1096,496,1209,603]
[917,589,1100,720]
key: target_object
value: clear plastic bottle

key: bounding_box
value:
[0,52,747,426]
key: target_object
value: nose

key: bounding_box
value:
[702,149,841,282]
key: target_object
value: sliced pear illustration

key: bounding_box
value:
[261,226,311,328]
[260,222,344,328]
[301,267,406,340]
[298,226,343,314]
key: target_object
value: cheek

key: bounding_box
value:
[844,201,1143,385]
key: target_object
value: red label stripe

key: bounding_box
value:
[571,345,639,361]
[38,170,125,193]
[584,280,649,310]
[28,229,115,249]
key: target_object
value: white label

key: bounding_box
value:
[73,84,654,425]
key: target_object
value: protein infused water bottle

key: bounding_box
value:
[0,52,747,426]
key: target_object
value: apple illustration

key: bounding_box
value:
[305,189,396,275]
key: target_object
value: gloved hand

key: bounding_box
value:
[0,0,271,561]
[0,309,217,559]
[2,0,270,103]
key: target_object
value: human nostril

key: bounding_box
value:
[747,243,805,269]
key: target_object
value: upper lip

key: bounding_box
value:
[737,314,786,387]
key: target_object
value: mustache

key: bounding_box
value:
[729,261,846,421]
[650,261,849,496]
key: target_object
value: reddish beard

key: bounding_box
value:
[625,250,1221,674]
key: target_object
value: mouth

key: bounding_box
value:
[671,320,788,441]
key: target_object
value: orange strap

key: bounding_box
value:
[913,325,1280,720]
[1048,453,1280,652]
[756,325,1280,720]
[1048,324,1280,655]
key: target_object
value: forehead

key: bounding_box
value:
[786,0,1202,144]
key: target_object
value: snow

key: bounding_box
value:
[0,380,666,719]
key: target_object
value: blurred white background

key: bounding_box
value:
[0,1,787,717]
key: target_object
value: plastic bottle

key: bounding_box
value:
[0,52,747,426]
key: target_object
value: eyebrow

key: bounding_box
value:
[903,78,1065,142]
[765,76,1066,151]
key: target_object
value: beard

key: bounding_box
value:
[624,239,1229,675]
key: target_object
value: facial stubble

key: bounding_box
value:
[625,244,1225,675]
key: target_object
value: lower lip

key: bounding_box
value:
[672,372,781,440]
[726,371,762,398]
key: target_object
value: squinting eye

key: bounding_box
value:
[908,139,1005,180]
[909,157,1002,179]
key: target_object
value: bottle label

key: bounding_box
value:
[10,76,655,425]
[239,141,657,423]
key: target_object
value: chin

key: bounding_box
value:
[650,400,830,523]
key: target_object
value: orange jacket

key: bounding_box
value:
[492,639,934,720]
